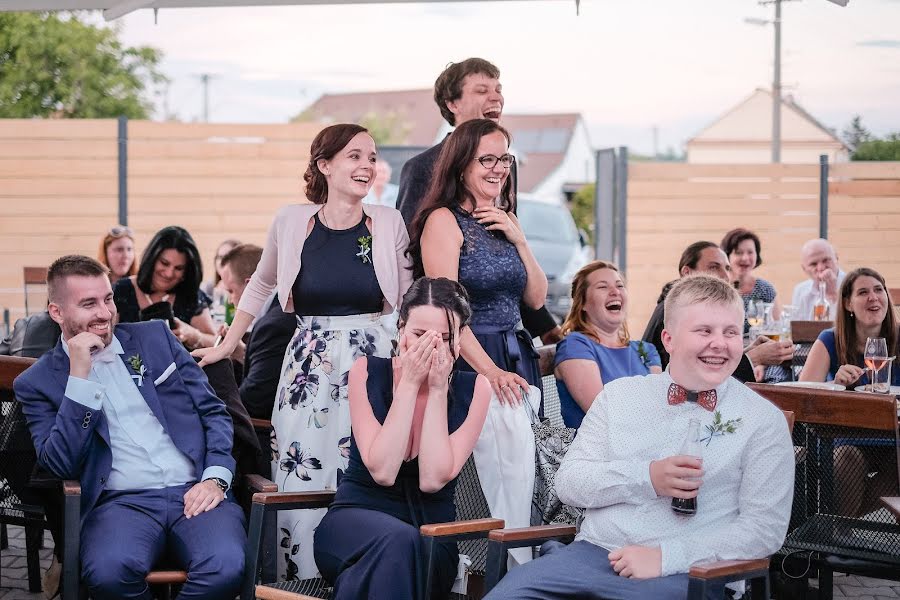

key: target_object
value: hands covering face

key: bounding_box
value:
[399,330,453,390]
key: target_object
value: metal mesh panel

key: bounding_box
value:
[259,578,333,598]
[541,374,563,428]
[785,421,900,564]
[0,397,43,522]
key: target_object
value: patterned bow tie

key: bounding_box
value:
[667,383,717,411]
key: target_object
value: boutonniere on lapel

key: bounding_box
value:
[127,354,148,387]
[699,410,742,446]
[356,235,372,264]
[636,340,651,368]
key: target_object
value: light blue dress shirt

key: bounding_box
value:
[62,335,232,491]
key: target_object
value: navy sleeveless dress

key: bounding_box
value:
[313,356,477,600]
[452,207,542,394]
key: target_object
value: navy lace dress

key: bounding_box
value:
[452,207,541,392]
[313,356,476,600]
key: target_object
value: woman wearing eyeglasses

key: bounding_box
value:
[408,118,548,405]
[97,225,137,284]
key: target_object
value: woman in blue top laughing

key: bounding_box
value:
[555,261,661,429]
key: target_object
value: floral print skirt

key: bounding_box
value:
[271,312,396,581]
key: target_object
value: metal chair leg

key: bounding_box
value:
[25,522,43,592]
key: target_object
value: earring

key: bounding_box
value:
[850,311,854,318]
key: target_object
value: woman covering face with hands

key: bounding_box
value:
[407,119,548,407]
[313,277,490,600]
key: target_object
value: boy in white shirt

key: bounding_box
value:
[486,275,795,599]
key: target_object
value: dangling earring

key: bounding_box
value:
[850,311,855,319]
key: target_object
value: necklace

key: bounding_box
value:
[142,290,170,305]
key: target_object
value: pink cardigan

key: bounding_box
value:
[238,203,413,317]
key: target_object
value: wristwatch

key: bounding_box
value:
[205,477,229,494]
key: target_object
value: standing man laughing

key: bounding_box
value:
[397,57,561,343]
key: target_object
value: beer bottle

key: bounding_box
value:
[672,418,702,516]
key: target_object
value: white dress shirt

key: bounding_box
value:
[791,270,846,321]
[556,372,794,576]
[62,335,232,490]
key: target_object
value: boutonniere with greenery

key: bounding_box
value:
[127,354,147,387]
[636,341,651,368]
[699,410,742,446]
[356,235,372,264]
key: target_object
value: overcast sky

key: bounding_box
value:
[115,0,900,154]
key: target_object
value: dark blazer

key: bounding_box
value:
[240,295,296,419]
[13,320,236,521]
[396,136,557,338]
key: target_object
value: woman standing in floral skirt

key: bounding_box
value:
[197,123,411,580]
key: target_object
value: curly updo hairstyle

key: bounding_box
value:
[303,123,370,204]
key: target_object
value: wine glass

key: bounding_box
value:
[864,337,889,392]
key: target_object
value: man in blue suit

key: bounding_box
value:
[14,255,245,600]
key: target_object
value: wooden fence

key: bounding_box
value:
[626,161,900,335]
[1,118,898,340]
[0,119,321,326]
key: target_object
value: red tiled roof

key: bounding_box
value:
[300,89,442,146]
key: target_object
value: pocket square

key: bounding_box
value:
[153,362,177,386]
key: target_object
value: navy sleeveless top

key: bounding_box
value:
[331,356,476,527]
[452,207,526,331]
[292,214,383,316]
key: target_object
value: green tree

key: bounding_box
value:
[842,115,873,150]
[0,12,166,118]
[570,183,595,243]
[852,133,900,161]
[357,111,411,145]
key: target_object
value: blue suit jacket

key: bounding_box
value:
[13,321,235,521]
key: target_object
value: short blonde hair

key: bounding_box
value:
[663,274,743,331]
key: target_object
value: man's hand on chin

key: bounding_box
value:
[608,545,662,579]
[183,479,225,518]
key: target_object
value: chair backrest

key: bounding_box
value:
[790,320,832,344]
[0,356,39,517]
[0,355,36,402]
[890,287,900,307]
[22,267,49,317]
[749,382,900,563]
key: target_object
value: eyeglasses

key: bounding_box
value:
[475,154,515,169]
[109,225,133,237]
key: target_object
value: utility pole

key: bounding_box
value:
[652,126,659,159]
[772,0,782,163]
[194,73,218,122]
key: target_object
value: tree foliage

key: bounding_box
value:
[570,183,595,243]
[842,115,872,150]
[852,134,900,161]
[0,12,166,119]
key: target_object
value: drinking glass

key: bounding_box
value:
[747,301,763,328]
[864,337,889,392]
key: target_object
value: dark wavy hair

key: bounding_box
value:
[407,119,514,278]
[834,267,898,368]
[434,58,501,126]
[721,228,763,268]
[136,226,203,308]
[398,277,472,359]
[303,123,370,204]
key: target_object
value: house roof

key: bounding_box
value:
[502,113,580,193]
[299,89,442,147]
[688,88,848,148]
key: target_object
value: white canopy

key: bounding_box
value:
[0,0,548,21]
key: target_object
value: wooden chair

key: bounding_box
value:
[60,473,276,600]
[749,383,900,600]
[22,267,48,317]
[889,288,900,307]
[483,409,796,598]
[790,320,832,344]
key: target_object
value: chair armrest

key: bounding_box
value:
[250,418,272,430]
[250,490,335,510]
[145,571,188,584]
[62,479,81,496]
[243,474,277,493]
[689,558,770,580]
[881,497,900,520]
[420,518,504,538]
[488,524,576,544]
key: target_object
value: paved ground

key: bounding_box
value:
[2,524,900,599]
